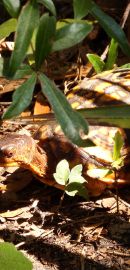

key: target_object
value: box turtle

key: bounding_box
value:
[0,68,130,196]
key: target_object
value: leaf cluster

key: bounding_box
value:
[0,0,130,146]
[90,131,125,180]
[53,159,88,199]
[53,131,124,200]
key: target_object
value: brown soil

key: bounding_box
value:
[0,178,130,270]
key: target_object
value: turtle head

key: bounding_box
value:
[0,134,36,167]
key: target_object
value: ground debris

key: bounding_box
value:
[0,181,130,270]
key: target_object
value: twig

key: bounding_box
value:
[107,190,130,209]
[107,250,130,257]
[121,2,130,28]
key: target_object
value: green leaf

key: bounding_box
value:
[38,0,56,16]
[0,242,32,270]
[56,19,94,29]
[73,0,130,57]
[52,22,93,52]
[27,28,38,55]
[69,164,86,184]
[3,73,37,119]
[0,57,10,76]
[0,58,4,76]
[77,184,88,200]
[66,182,88,199]
[13,64,33,79]
[65,184,78,196]
[79,105,130,129]
[86,0,130,57]
[6,0,39,78]
[87,54,105,73]
[121,63,130,69]
[39,73,94,147]
[53,159,70,185]
[35,14,56,69]
[69,174,86,184]
[73,0,89,19]
[70,164,83,176]
[112,131,124,161]
[0,58,33,78]
[0,18,17,40]
[112,158,124,170]
[20,104,130,130]
[3,0,20,18]
[105,39,118,70]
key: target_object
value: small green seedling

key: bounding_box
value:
[97,131,124,212]
[87,38,118,73]
[92,131,125,178]
[112,130,124,170]
[53,159,88,200]
[111,131,124,212]
[54,131,124,203]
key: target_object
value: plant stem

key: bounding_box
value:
[114,169,119,213]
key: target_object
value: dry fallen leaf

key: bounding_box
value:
[0,206,28,218]
[34,92,51,115]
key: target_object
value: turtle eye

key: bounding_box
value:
[2,146,14,158]
[5,150,13,158]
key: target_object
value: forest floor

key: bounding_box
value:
[0,179,130,270]
[0,1,130,269]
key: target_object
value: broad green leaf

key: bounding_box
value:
[3,0,20,18]
[77,184,88,200]
[13,64,33,79]
[57,19,94,30]
[105,39,118,70]
[65,184,78,196]
[69,174,86,184]
[38,0,56,16]
[87,53,105,73]
[66,182,88,199]
[121,63,130,69]
[6,0,39,78]
[18,104,130,129]
[52,22,93,52]
[85,0,130,57]
[113,131,124,161]
[70,164,83,176]
[69,164,86,184]
[0,242,32,270]
[56,21,67,30]
[79,105,130,128]
[39,73,94,147]
[53,159,70,185]
[1,59,33,79]
[35,14,56,69]
[3,73,36,119]
[0,18,17,40]
[27,28,38,55]
[73,0,89,19]
[0,57,10,76]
